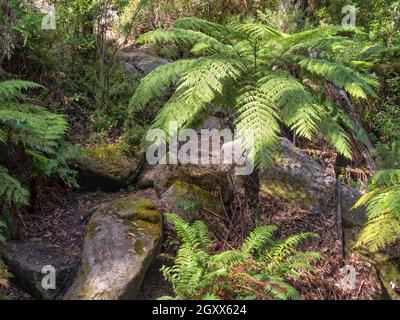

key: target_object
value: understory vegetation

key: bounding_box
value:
[160,213,320,300]
[1,0,399,300]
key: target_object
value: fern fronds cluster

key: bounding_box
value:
[129,18,379,167]
[352,168,400,251]
[0,80,79,206]
[160,213,320,300]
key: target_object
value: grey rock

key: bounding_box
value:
[4,241,77,300]
[160,181,225,223]
[77,145,142,192]
[259,138,336,212]
[64,196,162,300]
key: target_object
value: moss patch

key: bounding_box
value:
[260,179,319,210]
[84,144,140,178]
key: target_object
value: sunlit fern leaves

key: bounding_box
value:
[297,59,379,99]
[130,18,379,168]
[352,169,400,251]
[128,59,196,112]
[161,213,320,300]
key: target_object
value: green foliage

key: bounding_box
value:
[353,164,400,251]
[0,80,79,204]
[129,18,379,168]
[160,213,320,300]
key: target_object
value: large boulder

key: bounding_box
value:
[4,241,77,300]
[64,196,162,300]
[260,138,400,299]
[259,138,336,212]
[77,144,142,192]
[160,181,225,223]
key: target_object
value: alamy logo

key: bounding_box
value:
[41,4,56,30]
[145,122,254,175]
[41,265,56,290]
[339,265,358,291]
[342,5,356,29]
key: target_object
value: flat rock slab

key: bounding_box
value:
[64,196,162,300]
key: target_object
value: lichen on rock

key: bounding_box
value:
[77,144,142,192]
[63,195,162,300]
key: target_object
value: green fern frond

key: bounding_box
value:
[209,250,246,267]
[298,58,379,99]
[0,80,43,100]
[192,220,212,248]
[129,59,196,112]
[164,213,200,248]
[136,28,233,55]
[355,213,400,251]
[266,232,318,263]
[148,56,244,141]
[241,225,278,255]
[259,72,323,139]
[0,166,30,206]
[232,23,284,40]
[318,114,352,159]
[235,81,280,169]
[172,17,228,40]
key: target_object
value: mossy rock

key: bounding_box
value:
[259,138,336,212]
[77,144,142,192]
[160,181,225,222]
[64,195,162,300]
[138,163,230,202]
[373,254,400,300]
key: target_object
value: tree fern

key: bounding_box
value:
[129,18,379,168]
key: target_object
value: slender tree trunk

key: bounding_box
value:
[230,168,260,235]
[325,81,376,173]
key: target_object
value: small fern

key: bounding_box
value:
[160,213,320,300]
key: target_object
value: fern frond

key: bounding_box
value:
[232,23,284,40]
[235,81,280,169]
[241,225,278,255]
[209,250,246,268]
[164,213,200,247]
[259,72,323,139]
[298,58,379,99]
[192,220,212,248]
[355,213,400,251]
[318,114,352,159]
[172,17,228,40]
[0,166,30,206]
[147,56,244,141]
[136,28,234,56]
[266,232,318,263]
[129,59,196,112]
[0,80,43,100]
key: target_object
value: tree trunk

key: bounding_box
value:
[230,168,260,236]
[325,81,376,173]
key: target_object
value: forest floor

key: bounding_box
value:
[6,185,381,300]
